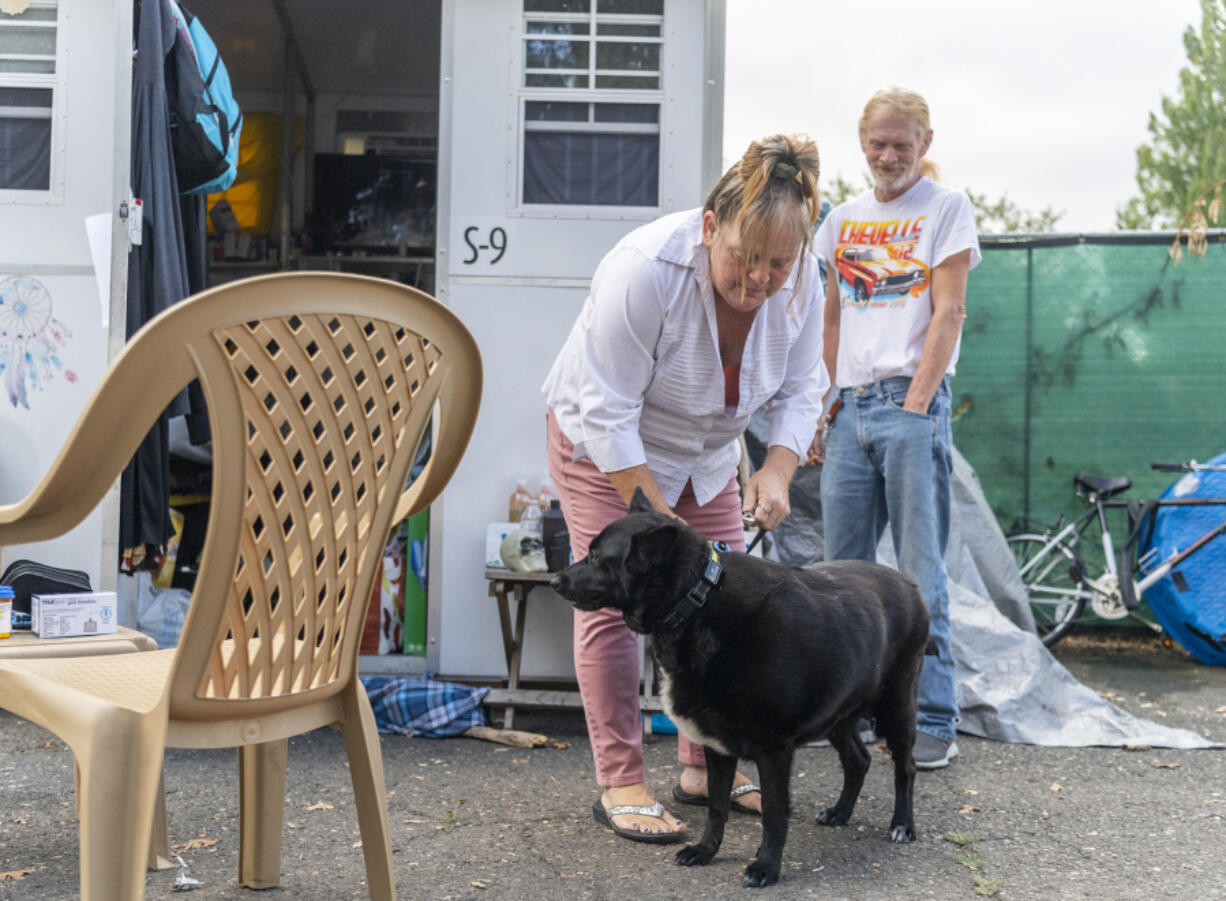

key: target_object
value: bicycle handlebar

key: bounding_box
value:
[1151,460,1226,472]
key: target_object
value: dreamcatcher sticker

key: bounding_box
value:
[0,276,77,409]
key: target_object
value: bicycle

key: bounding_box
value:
[1006,460,1226,647]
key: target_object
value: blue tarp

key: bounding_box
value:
[1143,452,1226,666]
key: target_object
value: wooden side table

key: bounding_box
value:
[482,569,663,729]
[483,569,568,729]
[0,625,173,870]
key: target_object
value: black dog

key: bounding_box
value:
[551,488,931,888]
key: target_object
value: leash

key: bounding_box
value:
[743,510,768,554]
[746,525,767,555]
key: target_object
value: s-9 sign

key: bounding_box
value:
[462,225,507,265]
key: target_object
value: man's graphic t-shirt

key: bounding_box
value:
[814,177,980,388]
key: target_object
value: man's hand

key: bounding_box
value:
[807,426,825,466]
[805,398,841,466]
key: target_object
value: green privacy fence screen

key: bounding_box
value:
[951,233,1226,537]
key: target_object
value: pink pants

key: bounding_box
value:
[546,410,747,788]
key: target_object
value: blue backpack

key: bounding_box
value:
[166,1,242,196]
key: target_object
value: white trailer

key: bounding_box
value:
[0,0,726,686]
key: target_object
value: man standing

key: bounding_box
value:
[812,86,980,769]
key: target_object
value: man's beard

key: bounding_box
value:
[872,164,917,195]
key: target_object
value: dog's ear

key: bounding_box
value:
[631,518,678,563]
[628,486,654,514]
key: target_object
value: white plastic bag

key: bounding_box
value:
[135,571,192,649]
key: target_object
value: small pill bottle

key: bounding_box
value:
[0,585,13,639]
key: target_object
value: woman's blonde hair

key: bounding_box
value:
[859,86,940,181]
[703,133,822,268]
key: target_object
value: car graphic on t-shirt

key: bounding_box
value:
[834,244,928,304]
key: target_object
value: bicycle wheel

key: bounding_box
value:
[1006,533,1088,647]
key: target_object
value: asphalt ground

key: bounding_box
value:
[1,631,1224,900]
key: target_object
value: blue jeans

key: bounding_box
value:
[820,376,957,742]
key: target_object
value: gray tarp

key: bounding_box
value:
[745,412,1220,749]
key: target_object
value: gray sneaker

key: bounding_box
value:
[914,732,959,769]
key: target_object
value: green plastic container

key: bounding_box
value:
[403,509,429,656]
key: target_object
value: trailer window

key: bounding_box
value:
[0,1,60,195]
[522,101,658,205]
[519,0,662,208]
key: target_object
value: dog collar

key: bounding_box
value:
[659,540,726,630]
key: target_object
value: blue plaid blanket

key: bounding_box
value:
[362,674,488,738]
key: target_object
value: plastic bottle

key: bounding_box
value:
[0,585,12,639]
[535,479,557,516]
[542,500,570,572]
[519,499,543,539]
[508,480,533,523]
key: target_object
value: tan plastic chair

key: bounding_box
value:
[0,628,173,872]
[0,271,482,900]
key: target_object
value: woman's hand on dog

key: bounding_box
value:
[608,464,685,520]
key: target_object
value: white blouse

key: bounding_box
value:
[542,208,828,507]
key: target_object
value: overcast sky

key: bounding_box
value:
[723,0,1204,232]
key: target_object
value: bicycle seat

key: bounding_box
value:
[1074,473,1132,498]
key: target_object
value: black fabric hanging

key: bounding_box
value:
[181,192,212,445]
[119,0,208,555]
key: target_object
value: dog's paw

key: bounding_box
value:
[742,859,781,888]
[816,805,851,827]
[890,823,916,843]
[675,843,717,867]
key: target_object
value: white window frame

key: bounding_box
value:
[0,0,68,205]
[510,2,665,220]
